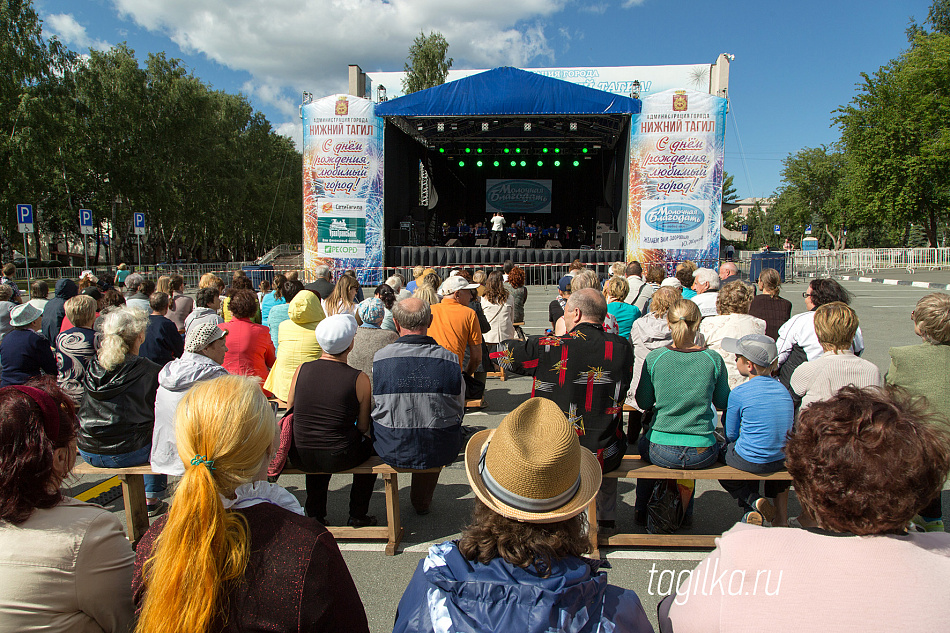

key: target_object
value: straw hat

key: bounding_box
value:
[465,397,602,523]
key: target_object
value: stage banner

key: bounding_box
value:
[626,89,727,270]
[302,94,384,285]
[485,179,552,214]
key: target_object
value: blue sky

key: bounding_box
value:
[36,0,933,200]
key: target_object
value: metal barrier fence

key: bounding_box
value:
[18,247,950,292]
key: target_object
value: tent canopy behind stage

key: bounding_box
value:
[375,66,640,117]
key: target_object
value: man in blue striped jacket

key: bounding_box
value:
[372,297,465,515]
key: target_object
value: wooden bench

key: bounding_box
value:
[73,457,441,555]
[586,456,793,558]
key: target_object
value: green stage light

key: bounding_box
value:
[504,148,510,154]
[515,147,521,153]
[554,160,561,166]
[537,160,543,167]
[439,148,445,153]
[520,160,526,167]
[493,160,500,167]
[477,148,483,153]
[542,147,549,153]
[573,160,580,166]
[510,160,516,166]
[458,160,465,167]
[582,147,588,153]
[465,147,471,153]
[554,147,560,153]
[476,160,483,167]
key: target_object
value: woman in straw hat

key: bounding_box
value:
[132,374,369,633]
[393,397,653,633]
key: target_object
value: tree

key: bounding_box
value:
[402,31,452,94]
[771,146,852,250]
[908,0,950,39]
[835,32,950,247]
[721,171,738,203]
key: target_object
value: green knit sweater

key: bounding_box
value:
[636,346,730,447]
[887,343,950,433]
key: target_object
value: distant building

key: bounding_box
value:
[721,198,775,242]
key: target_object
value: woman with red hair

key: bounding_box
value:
[0,377,135,631]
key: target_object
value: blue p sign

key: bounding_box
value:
[17,204,33,225]
[773,225,781,235]
[80,209,92,226]
[133,212,145,228]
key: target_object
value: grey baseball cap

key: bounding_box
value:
[721,334,778,368]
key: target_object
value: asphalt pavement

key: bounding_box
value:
[66,277,949,632]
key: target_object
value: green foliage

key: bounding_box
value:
[835,32,950,247]
[770,146,852,250]
[402,31,453,94]
[0,3,301,264]
[721,171,738,203]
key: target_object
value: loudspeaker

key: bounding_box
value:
[475,238,490,247]
[601,231,621,250]
[517,239,532,247]
[445,238,460,247]
[390,229,410,244]
[596,206,613,224]
[544,240,562,249]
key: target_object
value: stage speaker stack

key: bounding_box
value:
[517,239,532,247]
[601,231,621,250]
[544,240,562,249]
[475,238,490,247]
[445,238,460,247]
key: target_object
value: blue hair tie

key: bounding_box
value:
[190,454,215,471]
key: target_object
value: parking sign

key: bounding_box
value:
[133,212,146,236]
[16,204,34,233]
[773,224,781,235]
[805,224,812,235]
[79,209,94,235]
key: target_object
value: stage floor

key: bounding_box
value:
[387,245,624,268]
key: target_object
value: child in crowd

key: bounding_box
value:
[790,302,882,411]
[886,292,950,532]
[138,292,184,368]
[718,334,795,526]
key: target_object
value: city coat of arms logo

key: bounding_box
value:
[672,91,688,112]
[335,96,349,116]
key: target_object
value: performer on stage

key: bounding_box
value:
[490,212,506,247]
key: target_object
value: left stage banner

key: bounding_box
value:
[303,95,384,285]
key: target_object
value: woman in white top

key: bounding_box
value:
[0,377,134,632]
[776,278,864,391]
[480,271,514,345]
[322,274,360,322]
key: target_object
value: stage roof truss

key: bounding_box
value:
[386,114,629,152]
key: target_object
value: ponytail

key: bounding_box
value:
[136,376,277,633]
[667,299,702,348]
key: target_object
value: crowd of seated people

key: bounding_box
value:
[0,259,948,633]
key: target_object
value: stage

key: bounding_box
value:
[386,246,624,268]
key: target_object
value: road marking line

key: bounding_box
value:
[75,476,119,502]
[912,281,932,288]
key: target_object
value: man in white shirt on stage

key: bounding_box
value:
[490,212,506,247]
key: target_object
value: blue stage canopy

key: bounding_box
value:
[375,67,640,117]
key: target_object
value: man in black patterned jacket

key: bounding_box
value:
[493,288,633,530]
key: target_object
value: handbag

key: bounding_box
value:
[646,478,695,534]
[267,408,294,477]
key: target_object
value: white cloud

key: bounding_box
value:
[110,0,568,133]
[580,4,608,14]
[45,13,111,51]
[620,0,648,7]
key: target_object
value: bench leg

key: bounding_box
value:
[587,498,600,559]
[384,473,403,556]
[119,474,149,543]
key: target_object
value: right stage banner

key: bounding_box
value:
[626,89,727,269]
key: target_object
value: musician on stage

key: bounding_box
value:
[490,212,506,247]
